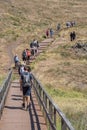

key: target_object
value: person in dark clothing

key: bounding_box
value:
[57,23,61,31]
[30,41,35,56]
[46,29,49,38]
[70,31,76,41]
[72,31,76,40]
[22,50,27,61]
[20,66,33,110]
[50,28,54,38]
[70,32,73,41]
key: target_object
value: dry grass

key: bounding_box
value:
[0,0,87,129]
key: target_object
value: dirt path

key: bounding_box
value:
[5,37,24,69]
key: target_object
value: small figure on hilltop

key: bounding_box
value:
[66,21,71,28]
[66,21,76,28]
[70,31,76,41]
[72,31,76,40]
[71,21,76,27]
[46,29,49,38]
[49,28,54,38]
[57,23,61,31]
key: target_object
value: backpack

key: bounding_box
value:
[14,56,19,62]
[22,72,31,87]
[20,66,24,75]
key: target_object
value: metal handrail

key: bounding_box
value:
[32,73,75,130]
[0,70,12,118]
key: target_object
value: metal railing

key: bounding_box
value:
[0,70,12,118]
[32,73,75,130]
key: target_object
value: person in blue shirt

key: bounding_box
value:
[14,54,20,68]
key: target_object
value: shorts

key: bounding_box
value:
[22,86,31,96]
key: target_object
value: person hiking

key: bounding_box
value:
[72,31,76,40]
[22,49,27,61]
[14,54,20,68]
[50,28,54,38]
[30,41,35,56]
[33,39,39,54]
[66,21,71,28]
[70,32,73,41]
[20,66,33,110]
[70,31,76,41]
[26,49,31,60]
[46,29,49,38]
[57,23,61,31]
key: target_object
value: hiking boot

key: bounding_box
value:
[22,103,25,108]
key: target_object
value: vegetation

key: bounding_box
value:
[0,0,87,130]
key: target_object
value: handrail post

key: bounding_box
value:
[39,85,42,109]
[54,108,56,127]
[49,100,53,130]
[44,94,47,124]
[0,70,12,118]
[32,74,75,130]
[61,119,67,130]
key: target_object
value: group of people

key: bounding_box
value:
[30,39,39,56]
[22,49,31,62]
[45,21,76,39]
[66,21,76,28]
[56,21,76,30]
[46,28,54,38]
[14,54,33,110]
[70,31,76,41]
[22,39,39,62]
[13,39,40,110]
[14,53,33,110]
[13,21,77,110]
[14,39,40,68]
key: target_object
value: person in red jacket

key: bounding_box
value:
[26,49,31,60]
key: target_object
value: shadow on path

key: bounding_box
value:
[29,93,47,130]
[5,106,23,110]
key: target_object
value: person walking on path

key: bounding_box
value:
[70,31,76,41]
[30,40,35,56]
[57,23,61,31]
[20,66,33,110]
[26,49,31,61]
[46,29,49,38]
[33,39,39,54]
[72,31,76,41]
[49,28,54,38]
[70,32,73,41]
[14,54,20,68]
[22,49,27,62]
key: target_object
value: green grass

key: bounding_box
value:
[0,0,87,129]
[45,83,86,99]
[0,74,7,86]
[44,83,87,130]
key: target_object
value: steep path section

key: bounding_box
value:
[0,38,54,130]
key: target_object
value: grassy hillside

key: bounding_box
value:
[0,0,87,130]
